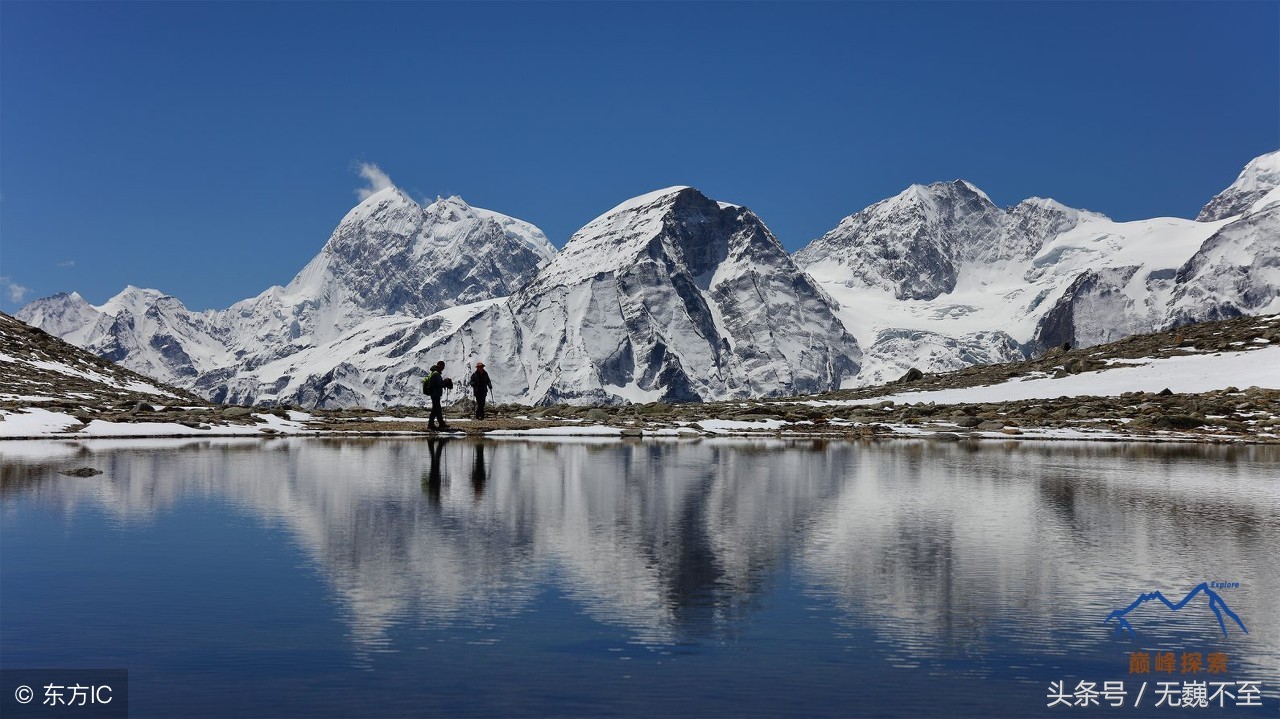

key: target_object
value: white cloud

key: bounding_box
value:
[57,260,76,268]
[1,276,29,304]
[354,162,394,200]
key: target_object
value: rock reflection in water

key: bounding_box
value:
[1,438,1276,680]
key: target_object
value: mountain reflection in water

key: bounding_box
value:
[1,437,1276,715]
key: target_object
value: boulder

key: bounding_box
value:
[898,367,924,383]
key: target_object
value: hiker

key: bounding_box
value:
[423,361,452,431]
[469,361,493,419]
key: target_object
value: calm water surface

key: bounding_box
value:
[2,437,1277,717]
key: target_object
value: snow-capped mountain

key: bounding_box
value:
[17,187,556,397]
[796,180,1010,301]
[214,187,862,407]
[796,153,1280,385]
[1196,150,1280,222]
[1167,198,1280,327]
[435,187,862,404]
[17,151,1279,408]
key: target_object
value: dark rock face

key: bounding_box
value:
[1031,268,1146,353]
[796,180,1007,301]
[413,187,862,406]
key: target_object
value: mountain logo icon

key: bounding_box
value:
[1103,582,1248,638]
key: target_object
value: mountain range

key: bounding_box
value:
[18,151,1280,408]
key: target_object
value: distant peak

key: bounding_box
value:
[350,185,416,211]
[118,284,162,297]
[1013,196,1107,222]
[1197,149,1280,221]
[431,194,472,210]
[1017,196,1071,211]
[96,285,167,316]
[425,194,478,222]
[954,179,993,204]
[885,179,992,209]
[593,186,695,222]
[1223,150,1280,194]
[339,185,420,226]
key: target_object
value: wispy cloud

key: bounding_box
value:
[57,260,76,268]
[1,276,29,304]
[354,162,394,200]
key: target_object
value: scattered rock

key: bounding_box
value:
[898,367,925,383]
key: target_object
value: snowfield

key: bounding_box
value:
[825,345,1280,407]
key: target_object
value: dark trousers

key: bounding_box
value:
[474,391,487,419]
[429,395,446,428]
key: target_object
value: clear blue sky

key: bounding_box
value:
[2,1,1277,312]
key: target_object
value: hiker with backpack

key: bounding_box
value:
[468,362,493,419]
[421,361,453,431]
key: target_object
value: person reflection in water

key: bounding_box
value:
[422,436,449,507]
[471,443,487,499]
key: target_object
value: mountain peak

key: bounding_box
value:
[339,185,420,228]
[531,186,739,292]
[92,286,169,321]
[1197,150,1280,222]
[591,186,695,224]
[425,194,478,223]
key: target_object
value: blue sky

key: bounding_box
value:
[2,1,1277,312]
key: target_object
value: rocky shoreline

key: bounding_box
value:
[3,312,1277,444]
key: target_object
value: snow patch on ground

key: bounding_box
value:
[0,409,82,437]
[824,346,1280,407]
[697,419,788,433]
[487,425,626,437]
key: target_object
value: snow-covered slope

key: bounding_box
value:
[1197,150,1280,222]
[18,187,556,403]
[17,152,1279,408]
[14,291,112,347]
[0,310,195,407]
[1167,200,1280,326]
[442,186,862,405]
[796,180,1010,301]
[798,152,1280,386]
[219,187,862,407]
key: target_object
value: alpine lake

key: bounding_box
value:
[1,437,1276,717]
